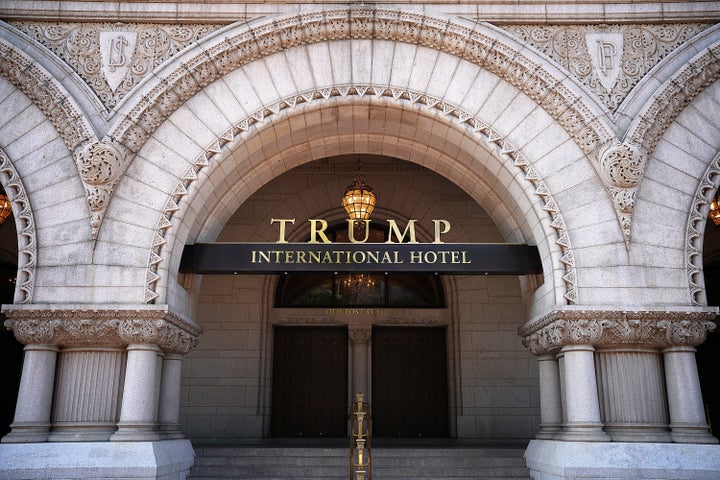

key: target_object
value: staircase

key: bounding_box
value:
[189,444,531,480]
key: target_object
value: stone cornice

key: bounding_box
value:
[519,306,718,355]
[2,305,202,354]
[0,2,717,24]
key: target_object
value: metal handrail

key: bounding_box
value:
[350,392,371,480]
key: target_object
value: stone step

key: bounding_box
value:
[189,445,531,479]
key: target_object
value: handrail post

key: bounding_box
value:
[350,392,371,479]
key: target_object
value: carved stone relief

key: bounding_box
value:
[12,22,222,110]
[3,307,202,354]
[502,24,709,113]
[0,150,36,303]
[74,139,127,239]
[519,308,717,355]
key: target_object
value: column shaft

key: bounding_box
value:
[111,344,161,441]
[48,347,125,442]
[595,347,670,442]
[2,344,58,443]
[536,354,562,439]
[560,344,609,441]
[664,346,717,443]
[157,353,184,439]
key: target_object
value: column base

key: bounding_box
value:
[557,422,610,442]
[670,423,720,444]
[111,423,162,442]
[1,422,51,443]
[0,439,195,480]
[525,439,720,480]
[604,423,672,443]
[48,422,116,442]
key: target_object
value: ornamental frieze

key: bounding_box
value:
[11,22,222,110]
[3,307,201,354]
[519,308,717,355]
[502,24,709,113]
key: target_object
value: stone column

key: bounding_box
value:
[664,346,717,444]
[595,347,670,442]
[1,344,58,443]
[111,344,162,441]
[559,344,609,441]
[536,353,562,439]
[157,353,185,439]
[349,328,371,397]
[48,346,125,442]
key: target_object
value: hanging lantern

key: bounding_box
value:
[710,192,720,226]
[342,175,376,223]
[0,193,11,225]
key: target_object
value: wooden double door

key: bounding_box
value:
[271,325,448,438]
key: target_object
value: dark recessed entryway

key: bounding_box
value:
[372,326,449,438]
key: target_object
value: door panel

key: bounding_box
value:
[271,326,348,437]
[372,327,448,437]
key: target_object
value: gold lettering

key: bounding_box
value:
[367,251,379,264]
[271,218,295,243]
[386,219,418,244]
[309,219,332,244]
[451,251,460,263]
[432,220,451,243]
[296,251,307,263]
[258,251,271,263]
[393,251,403,263]
[462,251,472,264]
[352,251,366,263]
[425,251,438,263]
[284,251,295,263]
[410,251,422,263]
[347,219,372,243]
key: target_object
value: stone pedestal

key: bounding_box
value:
[525,439,720,480]
[0,439,195,480]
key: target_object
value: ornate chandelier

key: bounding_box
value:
[710,192,720,226]
[0,192,11,225]
[342,173,376,223]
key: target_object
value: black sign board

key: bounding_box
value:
[179,243,542,275]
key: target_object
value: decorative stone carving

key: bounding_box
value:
[0,38,94,153]
[597,141,647,244]
[349,328,371,345]
[74,139,126,239]
[12,22,222,109]
[2,307,201,354]
[0,149,37,304]
[502,24,709,113]
[144,85,578,306]
[686,153,720,305]
[519,308,717,355]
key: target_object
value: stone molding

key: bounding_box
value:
[0,38,94,154]
[144,84,577,307]
[519,307,717,355]
[0,149,36,304]
[2,306,202,354]
[687,151,720,306]
[349,328,371,345]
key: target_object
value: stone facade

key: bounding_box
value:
[0,1,719,479]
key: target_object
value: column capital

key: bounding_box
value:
[519,306,717,355]
[349,327,371,345]
[2,304,202,354]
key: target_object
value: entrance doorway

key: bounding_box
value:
[271,326,348,437]
[372,326,449,437]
